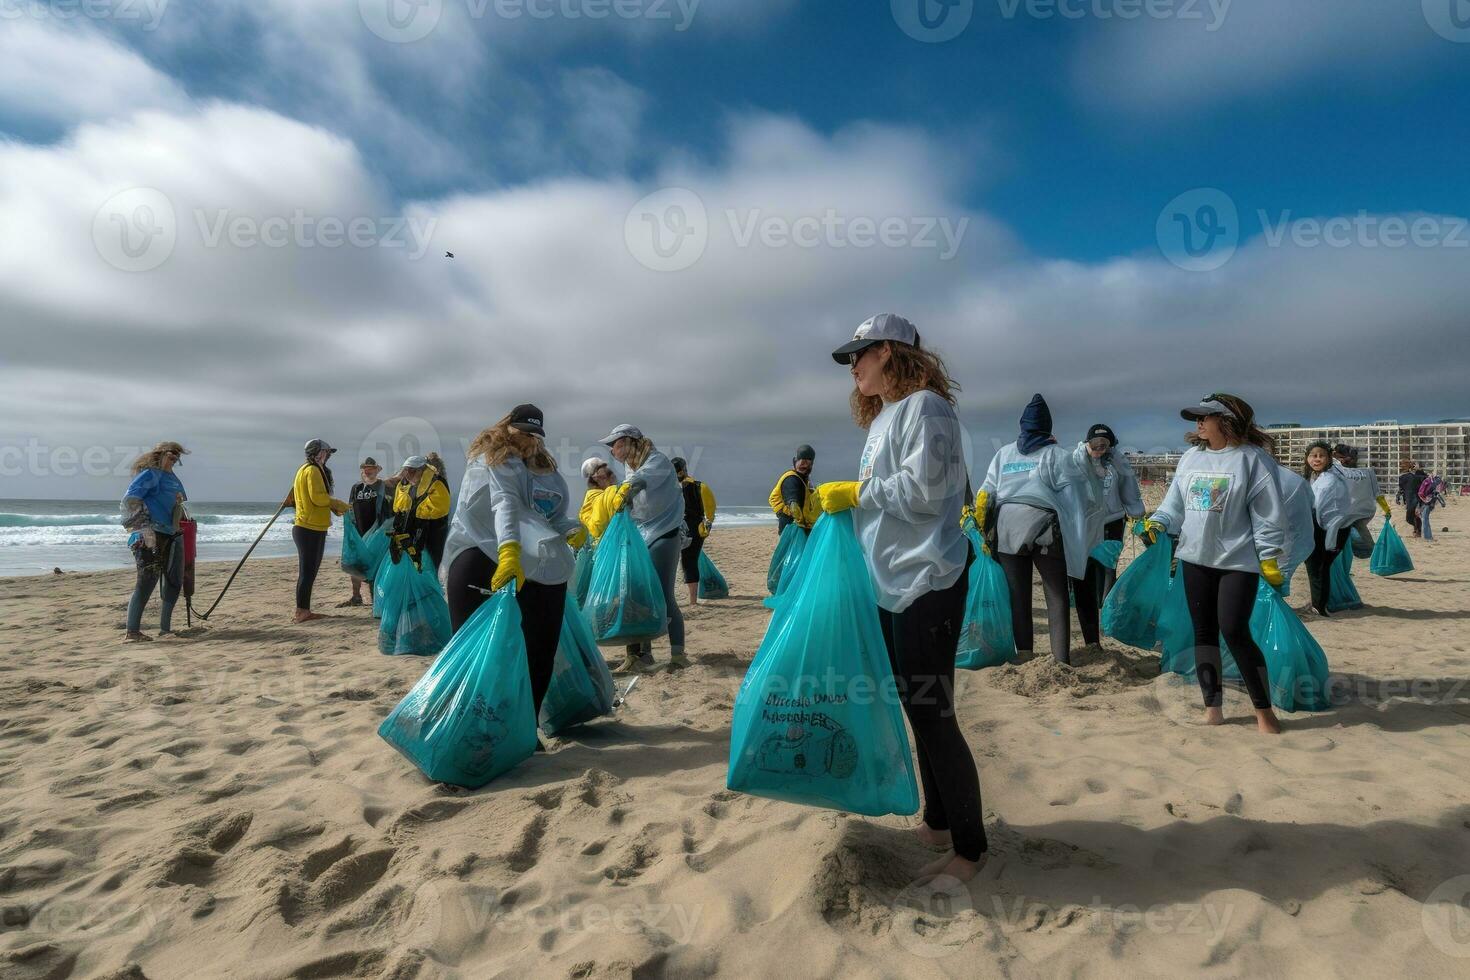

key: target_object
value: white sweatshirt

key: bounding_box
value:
[622,450,684,545]
[443,458,581,585]
[1151,444,1287,573]
[852,390,968,614]
[1309,467,1354,543]
[1073,442,1145,523]
[983,442,1103,580]
[1332,462,1381,523]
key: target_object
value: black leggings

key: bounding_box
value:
[879,574,986,861]
[680,535,705,584]
[997,548,1079,663]
[1075,520,1125,646]
[1179,561,1271,710]
[424,519,449,573]
[446,548,567,715]
[1304,522,1350,615]
[292,526,327,610]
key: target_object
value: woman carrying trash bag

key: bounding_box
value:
[339,456,393,607]
[120,441,190,641]
[815,313,987,883]
[601,424,688,673]
[977,394,1103,665]
[1143,394,1287,735]
[1074,424,1145,608]
[442,405,586,715]
[579,456,619,540]
[392,455,452,571]
[292,439,350,623]
[1302,441,1353,618]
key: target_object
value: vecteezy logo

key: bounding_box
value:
[93,187,176,273]
[1423,0,1470,41]
[889,873,982,958]
[624,187,708,272]
[1156,188,1239,272]
[359,0,442,43]
[1424,875,1470,957]
[892,0,974,42]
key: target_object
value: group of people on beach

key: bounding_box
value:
[119,312,1446,883]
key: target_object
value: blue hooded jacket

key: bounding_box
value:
[1018,394,1056,455]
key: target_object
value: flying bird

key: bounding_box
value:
[445,251,454,258]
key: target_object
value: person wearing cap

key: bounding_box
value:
[391,453,452,570]
[1329,444,1391,559]
[338,457,393,607]
[1074,423,1145,611]
[292,439,349,623]
[769,445,819,535]
[120,441,191,641]
[443,406,586,721]
[600,423,688,672]
[673,456,718,605]
[815,313,988,883]
[579,456,619,541]
[977,394,1103,665]
[1302,441,1354,618]
[1143,394,1287,734]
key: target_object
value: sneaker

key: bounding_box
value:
[668,651,691,671]
[124,631,152,642]
[336,596,364,608]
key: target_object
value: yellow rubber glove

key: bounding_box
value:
[1376,495,1391,517]
[1141,518,1165,544]
[816,481,862,514]
[973,489,989,520]
[698,520,710,539]
[607,483,630,513]
[1259,558,1285,589]
[566,527,588,550]
[959,505,975,530]
[492,542,524,592]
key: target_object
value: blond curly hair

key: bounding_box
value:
[467,414,557,472]
[129,441,189,475]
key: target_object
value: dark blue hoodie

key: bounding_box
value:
[1018,394,1056,455]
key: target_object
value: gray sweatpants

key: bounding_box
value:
[629,531,685,660]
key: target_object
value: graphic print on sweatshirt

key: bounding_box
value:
[1186,474,1231,513]
[531,486,563,519]
[859,435,879,481]
[1002,460,1039,476]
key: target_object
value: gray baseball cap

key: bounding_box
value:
[403,454,428,469]
[599,423,644,446]
[1180,398,1239,422]
[831,313,920,364]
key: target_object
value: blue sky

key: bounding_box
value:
[2,0,1469,502]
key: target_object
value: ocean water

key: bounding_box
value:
[0,499,777,578]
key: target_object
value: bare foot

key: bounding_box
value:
[913,823,952,848]
[1255,708,1283,735]
[293,611,327,623]
[916,851,987,884]
[1204,706,1225,726]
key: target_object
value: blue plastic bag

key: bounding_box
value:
[1158,568,1242,679]
[340,514,370,577]
[766,523,807,595]
[360,523,390,578]
[698,550,730,600]
[572,540,597,608]
[377,554,452,656]
[1101,536,1174,651]
[1089,539,1124,569]
[583,511,667,645]
[728,512,920,817]
[1248,581,1332,711]
[378,587,538,788]
[1328,537,1363,612]
[1370,521,1414,577]
[957,524,1016,670]
[539,597,616,735]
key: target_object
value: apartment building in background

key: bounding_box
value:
[1265,419,1470,492]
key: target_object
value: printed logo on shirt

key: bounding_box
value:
[858,436,880,481]
[1186,474,1231,513]
[1001,461,1038,476]
[531,486,562,518]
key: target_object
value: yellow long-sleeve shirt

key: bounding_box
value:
[393,466,451,520]
[580,486,617,540]
[292,463,343,531]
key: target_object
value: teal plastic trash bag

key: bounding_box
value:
[1101,536,1174,651]
[1089,539,1124,569]
[1158,569,1242,679]
[539,597,616,736]
[728,512,920,817]
[1248,581,1332,711]
[766,523,807,595]
[378,586,538,788]
[1328,538,1363,612]
[1370,522,1414,577]
[340,514,370,578]
[583,511,667,645]
[377,554,452,656]
[957,525,1016,670]
[360,523,391,581]
[572,540,597,607]
[698,551,730,600]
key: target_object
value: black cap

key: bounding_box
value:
[794,445,816,462]
[1332,443,1354,458]
[304,438,336,458]
[671,456,688,473]
[509,404,545,437]
[1085,424,1117,447]
[361,456,379,467]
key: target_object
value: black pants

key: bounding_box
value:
[292,526,327,610]
[424,519,449,573]
[1180,561,1271,710]
[446,548,567,715]
[878,574,986,861]
[1405,503,1420,533]
[1304,523,1350,615]
[997,548,1076,663]
[680,535,705,584]
[1076,520,1124,645]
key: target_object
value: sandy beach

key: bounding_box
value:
[2,509,1469,978]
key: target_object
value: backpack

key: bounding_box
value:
[1418,477,1439,505]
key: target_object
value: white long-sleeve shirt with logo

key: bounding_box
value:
[852,390,968,614]
[1150,444,1286,574]
[1309,467,1354,543]
[1332,462,1381,523]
